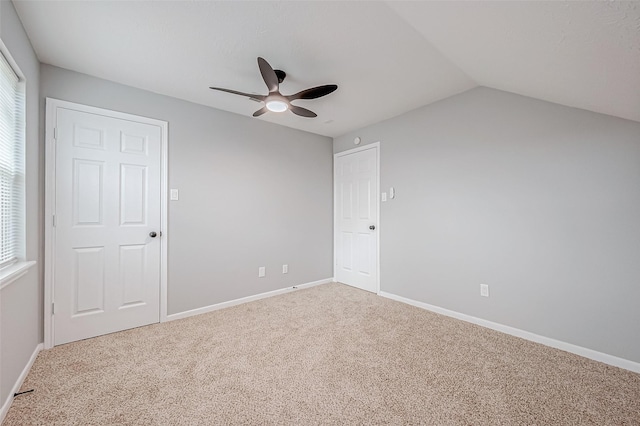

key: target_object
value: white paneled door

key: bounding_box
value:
[52,106,162,345]
[335,144,379,293]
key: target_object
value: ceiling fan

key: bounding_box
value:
[210,57,338,118]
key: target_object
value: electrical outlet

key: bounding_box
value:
[480,284,489,297]
[258,267,265,278]
[282,264,288,274]
[381,192,387,202]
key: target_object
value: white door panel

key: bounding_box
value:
[54,107,162,345]
[72,246,105,316]
[335,145,379,293]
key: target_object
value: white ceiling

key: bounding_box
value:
[13,1,640,137]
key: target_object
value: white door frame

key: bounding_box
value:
[333,142,381,294]
[44,98,169,349]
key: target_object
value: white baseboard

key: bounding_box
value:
[0,343,43,424]
[166,278,333,322]
[379,291,640,374]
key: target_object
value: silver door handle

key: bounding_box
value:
[369,225,376,230]
[149,231,158,238]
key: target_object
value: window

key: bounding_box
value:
[0,44,26,271]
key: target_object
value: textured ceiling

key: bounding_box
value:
[387,1,640,127]
[12,1,640,137]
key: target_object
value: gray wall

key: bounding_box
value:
[41,64,333,315]
[334,87,640,363]
[0,0,42,404]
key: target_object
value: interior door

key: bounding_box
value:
[335,145,379,293]
[53,106,162,345]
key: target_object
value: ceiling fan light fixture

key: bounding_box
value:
[210,57,337,119]
[265,99,289,112]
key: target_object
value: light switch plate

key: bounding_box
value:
[170,189,179,201]
[480,284,489,297]
[381,192,387,202]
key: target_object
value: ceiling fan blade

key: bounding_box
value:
[253,106,269,117]
[257,57,279,93]
[290,105,317,118]
[209,87,265,102]
[287,84,338,101]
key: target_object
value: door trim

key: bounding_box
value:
[333,142,381,294]
[44,98,169,349]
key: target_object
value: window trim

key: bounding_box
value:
[0,38,34,287]
[0,260,36,290]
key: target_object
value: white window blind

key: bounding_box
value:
[0,48,25,269]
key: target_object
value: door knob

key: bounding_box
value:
[369,225,376,230]
[149,231,157,238]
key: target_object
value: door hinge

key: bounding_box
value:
[52,302,55,315]
[53,127,57,140]
[52,215,56,227]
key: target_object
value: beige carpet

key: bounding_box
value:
[4,283,640,425]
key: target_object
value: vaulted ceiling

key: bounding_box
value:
[13,1,640,137]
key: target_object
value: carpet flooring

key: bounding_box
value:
[4,283,640,425]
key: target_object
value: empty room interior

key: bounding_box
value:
[1,0,639,424]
